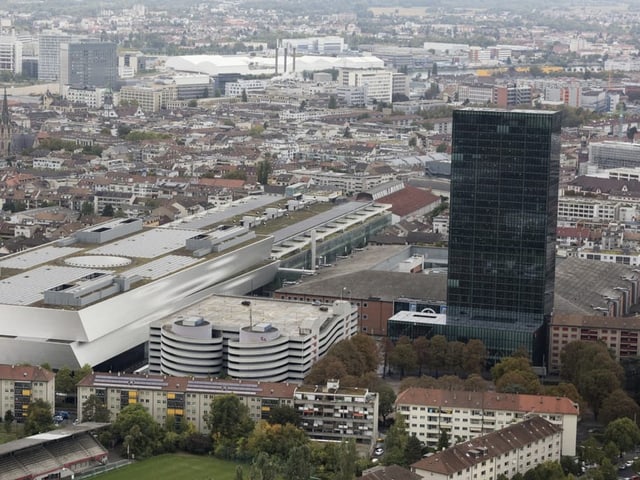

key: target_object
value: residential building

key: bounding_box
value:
[76,372,297,432]
[457,84,493,104]
[396,387,578,456]
[59,41,117,89]
[294,379,378,444]
[0,364,55,423]
[549,314,640,372]
[446,109,561,365]
[492,84,532,108]
[411,416,562,480]
[149,297,358,382]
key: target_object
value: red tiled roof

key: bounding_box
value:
[378,186,440,217]
[0,364,55,382]
[396,387,579,415]
[197,178,246,189]
[77,372,298,399]
[411,416,561,476]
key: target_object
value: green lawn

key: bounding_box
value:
[95,454,242,480]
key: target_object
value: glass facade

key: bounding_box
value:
[446,109,560,364]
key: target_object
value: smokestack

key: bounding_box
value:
[284,47,287,73]
[275,48,279,75]
[292,47,296,72]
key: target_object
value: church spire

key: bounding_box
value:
[1,88,9,126]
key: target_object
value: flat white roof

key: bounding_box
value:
[0,245,83,270]
[123,254,201,280]
[87,227,198,258]
[0,265,111,306]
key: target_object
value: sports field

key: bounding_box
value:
[94,454,242,480]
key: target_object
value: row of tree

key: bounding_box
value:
[386,335,487,377]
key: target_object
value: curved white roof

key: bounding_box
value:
[165,54,385,76]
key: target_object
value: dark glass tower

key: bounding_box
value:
[447,109,561,364]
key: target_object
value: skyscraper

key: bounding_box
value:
[59,41,117,90]
[447,108,561,364]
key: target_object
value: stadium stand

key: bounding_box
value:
[0,423,109,480]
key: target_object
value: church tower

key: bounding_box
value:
[0,88,11,158]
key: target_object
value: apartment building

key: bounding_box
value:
[0,365,55,423]
[395,388,578,456]
[549,314,640,372]
[76,372,296,432]
[294,380,378,445]
[411,416,562,480]
[0,34,22,74]
[118,84,177,113]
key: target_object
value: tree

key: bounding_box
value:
[389,340,417,376]
[436,142,448,153]
[376,383,396,424]
[437,429,450,451]
[4,409,14,433]
[241,89,248,102]
[429,335,448,376]
[604,417,640,453]
[250,452,277,480]
[384,415,409,466]
[491,355,541,394]
[247,421,308,461]
[405,434,423,465]
[283,444,312,480]
[328,95,337,109]
[188,99,198,107]
[413,337,431,376]
[627,126,638,142]
[24,399,54,435]
[445,341,465,373]
[256,159,272,185]
[80,201,94,216]
[102,204,115,217]
[463,339,487,375]
[81,394,110,422]
[431,62,438,76]
[224,169,248,181]
[267,405,300,426]
[305,356,347,385]
[235,465,244,480]
[206,394,253,458]
[599,389,640,425]
[335,440,357,480]
[117,124,132,138]
[111,403,161,459]
[55,366,75,395]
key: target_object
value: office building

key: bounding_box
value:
[447,109,561,364]
[411,416,562,480]
[340,68,394,104]
[0,34,22,75]
[396,387,578,456]
[59,41,117,89]
[590,141,640,170]
[38,32,71,82]
[0,364,55,422]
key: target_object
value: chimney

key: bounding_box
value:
[292,47,296,72]
[275,48,279,75]
[284,47,288,73]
